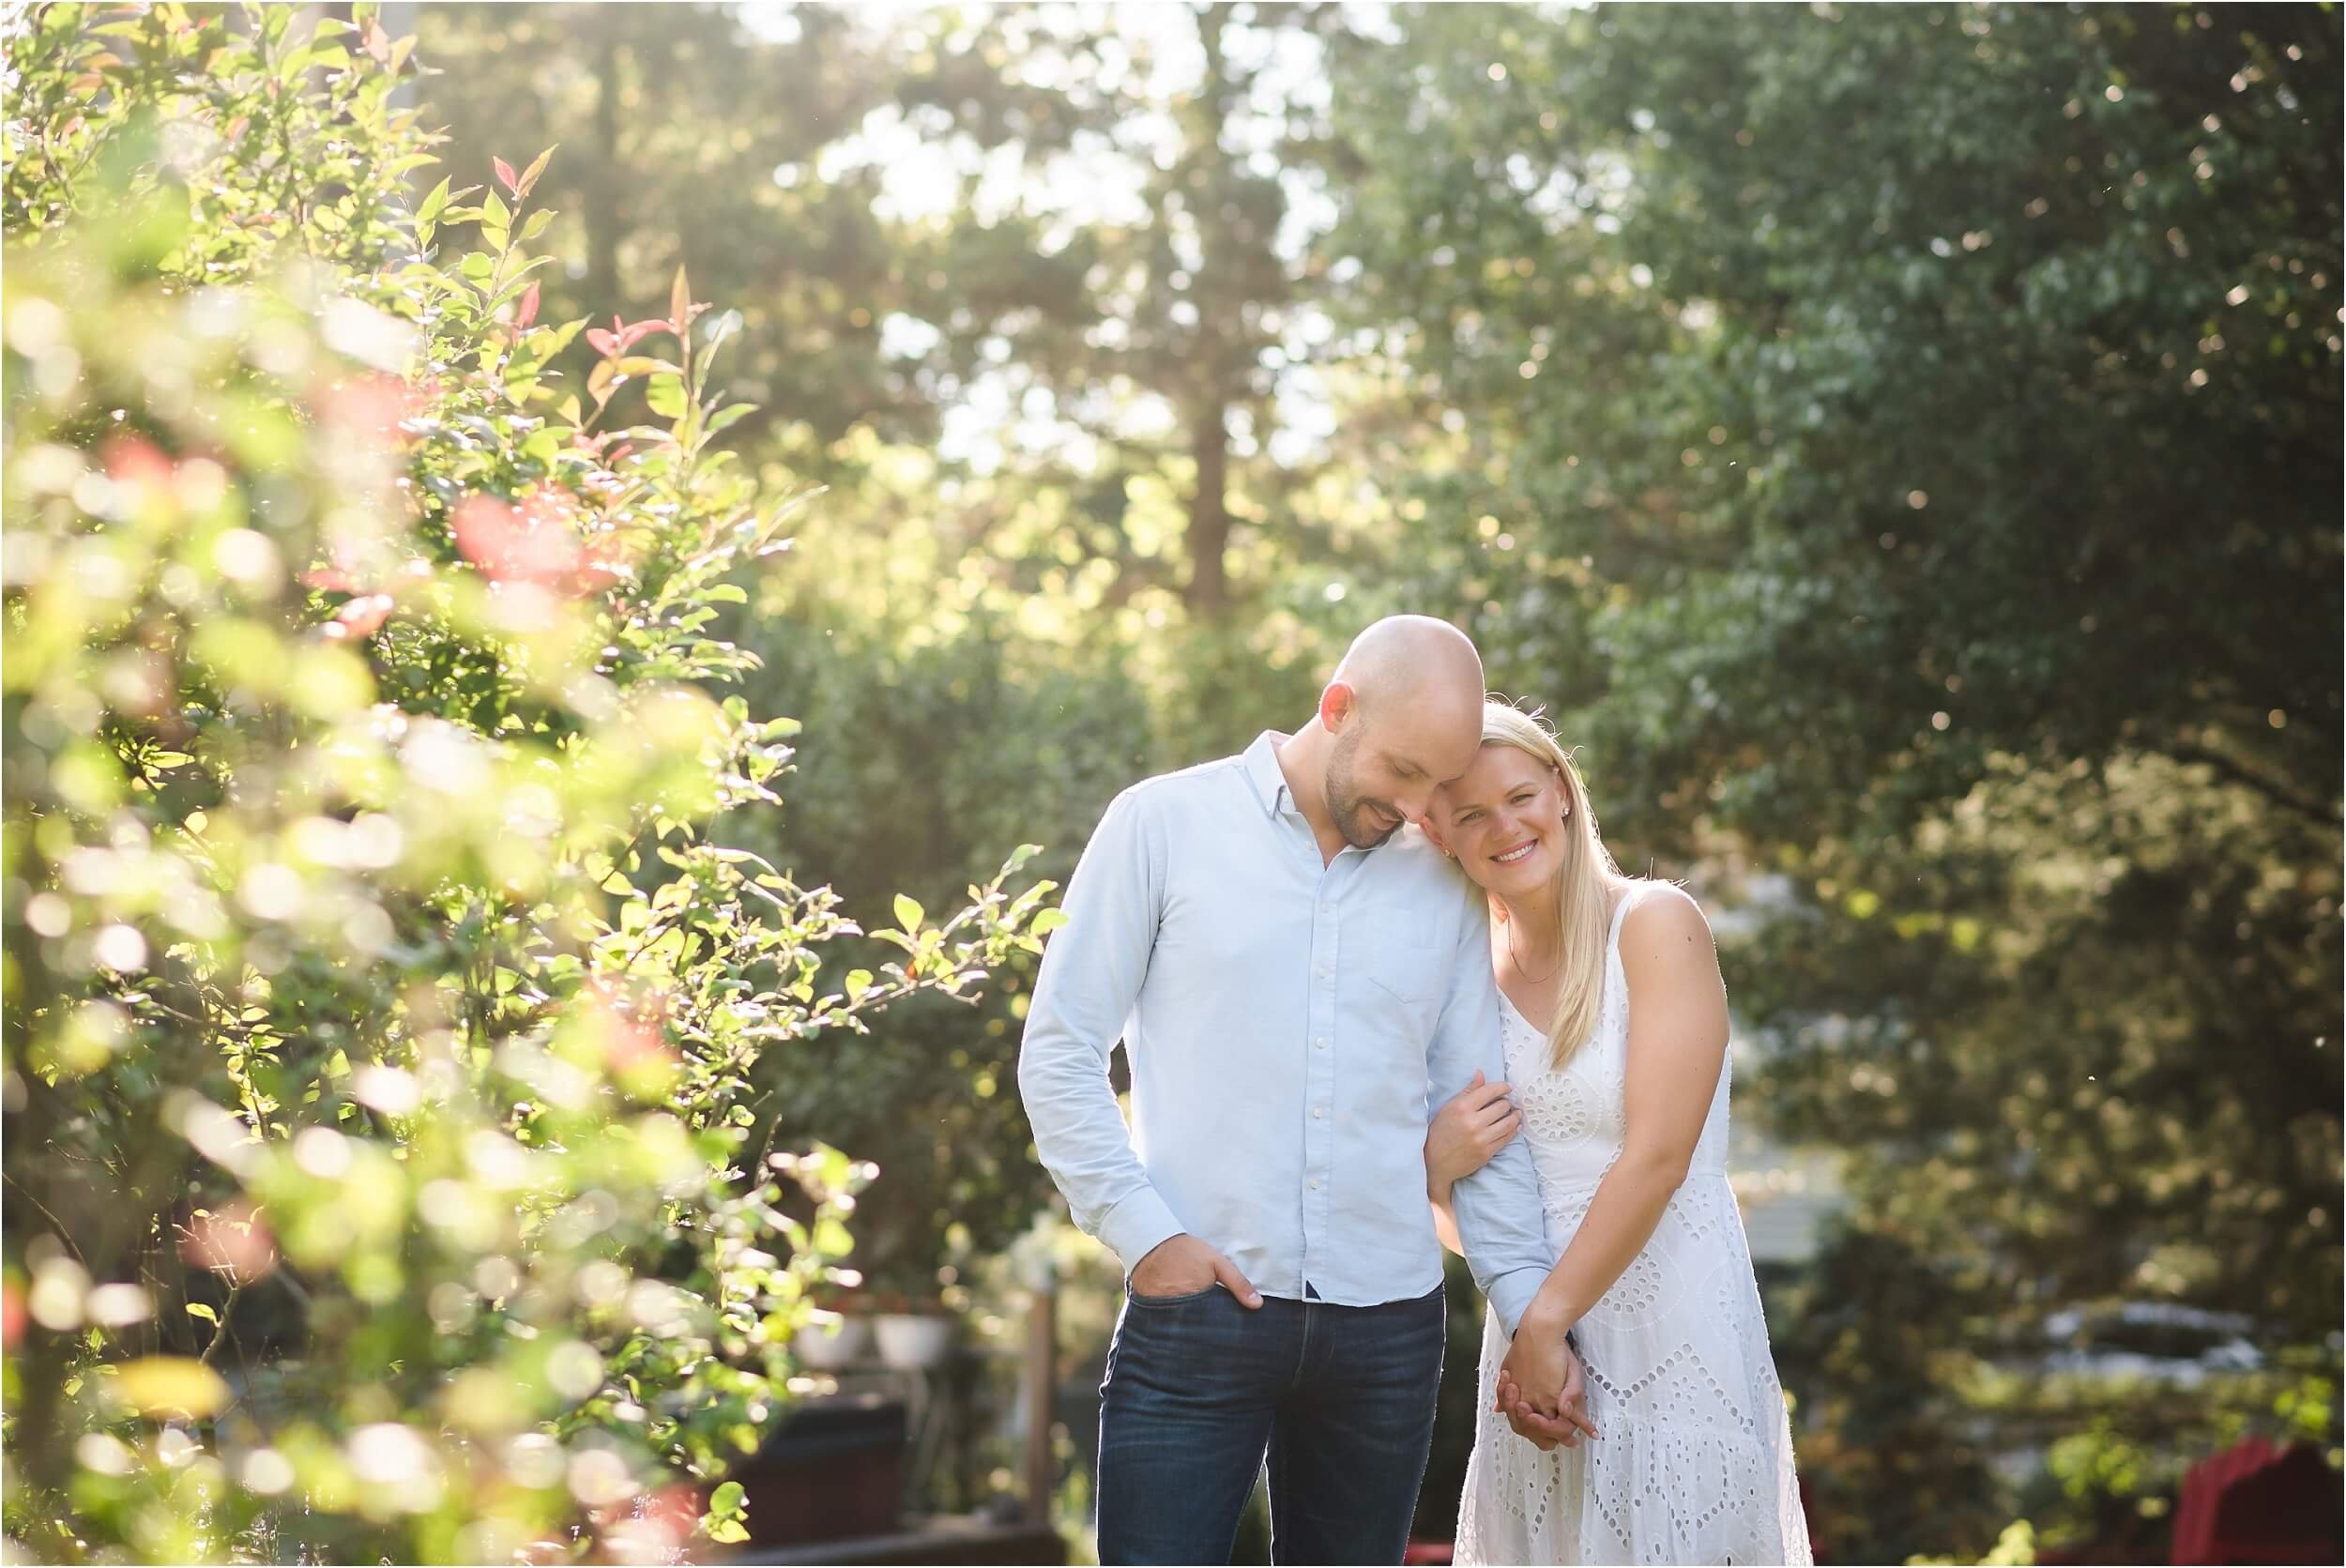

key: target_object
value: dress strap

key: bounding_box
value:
[1606,880,1655,950]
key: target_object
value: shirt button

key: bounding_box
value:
[1308,1179,1320,1191]
[1315,964,1330,979]
[1312,1107,1323,1119]
[1315,1036,1328,1050]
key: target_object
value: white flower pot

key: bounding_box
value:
[791,1313,870,1371]
[873,1312,955,1369]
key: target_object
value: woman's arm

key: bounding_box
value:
[1427,1070,1521,1256]
[1497,888,1729,1416]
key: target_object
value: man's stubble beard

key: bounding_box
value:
[1326,724,1401,850]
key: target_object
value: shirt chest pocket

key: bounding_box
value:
[1358,908,1448,1028]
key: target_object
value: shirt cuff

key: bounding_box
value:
[1097,1185,1186,1278]
[1484,1266,1547,1341]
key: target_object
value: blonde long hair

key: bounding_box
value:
[1481,702,1625,1072]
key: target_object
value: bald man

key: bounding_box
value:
[1021,617,1571,1564]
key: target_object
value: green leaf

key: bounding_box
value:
[646,374,687,419]
[892,894,925,932]
[186,1302,218,1324]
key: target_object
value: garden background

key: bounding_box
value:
[3,3,2338,1563]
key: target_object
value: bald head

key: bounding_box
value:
[1311,616,1489,847]
[1333,616,1487,725]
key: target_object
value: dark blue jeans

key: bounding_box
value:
[1094,1281,1445,1565]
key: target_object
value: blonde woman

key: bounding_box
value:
[1423,701,1812,1566]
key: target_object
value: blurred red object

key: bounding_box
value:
[2171,1434,2341,1564]
[1403,1542,1453,1565]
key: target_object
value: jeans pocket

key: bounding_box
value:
[1126,1281,1221,1308]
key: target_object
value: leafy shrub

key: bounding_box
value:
[2,5,1051,1560]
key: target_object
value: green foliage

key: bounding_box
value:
[415,2,1370,620]
[1909,1517,2038,1567]
[1,5,1048,1560]
[1328,4,2340,1559]
[715,609,1150,1302]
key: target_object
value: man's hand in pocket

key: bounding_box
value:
[1131,1234,1263,1307]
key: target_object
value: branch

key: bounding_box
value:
[2167,741,2339,833]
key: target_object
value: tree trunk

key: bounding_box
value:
[583,25,624,313]
[1186,402,1231,613]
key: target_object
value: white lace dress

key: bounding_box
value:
[1455,886,1813,1566]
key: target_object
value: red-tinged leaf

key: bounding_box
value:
[179,1202,276,1285]
[100,433,175,491]
[298,566,357,593]
[585,327,617,358]
[326,594,395,640]
[450,493,581,586]
[669,266,691,333]
[494,156,518,195]
[361,16,390,62]
[516,282,541,329]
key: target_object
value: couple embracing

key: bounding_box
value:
[1019,617,1812,1566]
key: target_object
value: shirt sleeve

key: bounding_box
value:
[1016,785,1186,1275]
[1429,889,1554,1338]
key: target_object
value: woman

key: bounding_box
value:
[1424,700,1811,1566]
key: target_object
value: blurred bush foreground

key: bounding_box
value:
[4,3,2342,1564]
[2,4,1056,1560]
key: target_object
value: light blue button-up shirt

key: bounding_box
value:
[1018,732,1553,1335]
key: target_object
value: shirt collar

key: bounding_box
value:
[1241,730,1299,819]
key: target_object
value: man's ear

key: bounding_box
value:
[1318,680,1358,733]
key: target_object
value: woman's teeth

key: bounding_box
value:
[1494,842,1536,864]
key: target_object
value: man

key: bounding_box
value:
[1019,616,1590,1565]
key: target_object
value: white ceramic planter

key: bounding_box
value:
[873,1312,954,1369]
[791,1313,871,1371]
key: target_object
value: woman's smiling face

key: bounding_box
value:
[1434,743,1568,898]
